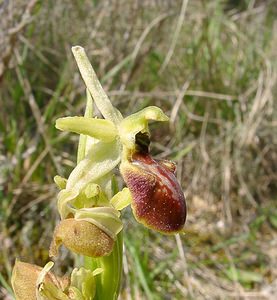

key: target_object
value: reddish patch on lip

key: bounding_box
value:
[121,152,186,233]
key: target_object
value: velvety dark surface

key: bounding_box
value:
[122,153,186,233]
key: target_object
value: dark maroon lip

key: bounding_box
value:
[122,152,186,233]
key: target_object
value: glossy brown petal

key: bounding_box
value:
[120,153,186,234]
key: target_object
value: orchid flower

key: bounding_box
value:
[55,46,186,236]
[11,46,186,300]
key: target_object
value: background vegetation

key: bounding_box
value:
[0,0,276,299]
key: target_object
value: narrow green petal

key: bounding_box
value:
[110,188,132,211]
[56,117,117,142]
[54,175,67,190]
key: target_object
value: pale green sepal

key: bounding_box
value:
[71,46,123,125]
[119,106,169,149]
[74,207,122,240]
[56,117,117,142]
[66,139,121,192]
[110,187,132,210]
[54,175,67,190]
[36,262,69,300]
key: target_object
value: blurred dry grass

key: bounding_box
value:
[0,0,276,299]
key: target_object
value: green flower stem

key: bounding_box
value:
[77,84,123,299]
[84,231,123,300]
[83,172,123,300]
[83,177,123,300]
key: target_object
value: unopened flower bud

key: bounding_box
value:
[69,267,102,300]
[50,218,114,258]
[120,152,186,234]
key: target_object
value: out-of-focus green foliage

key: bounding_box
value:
[0,1,276,299]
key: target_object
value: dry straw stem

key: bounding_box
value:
[159,0,189,73]
[0,0,38,80]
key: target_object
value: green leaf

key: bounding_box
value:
[225,268,263,284]
[269,211,277,229]
[125,239,154,300]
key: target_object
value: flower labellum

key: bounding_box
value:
[120,151,186,234]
